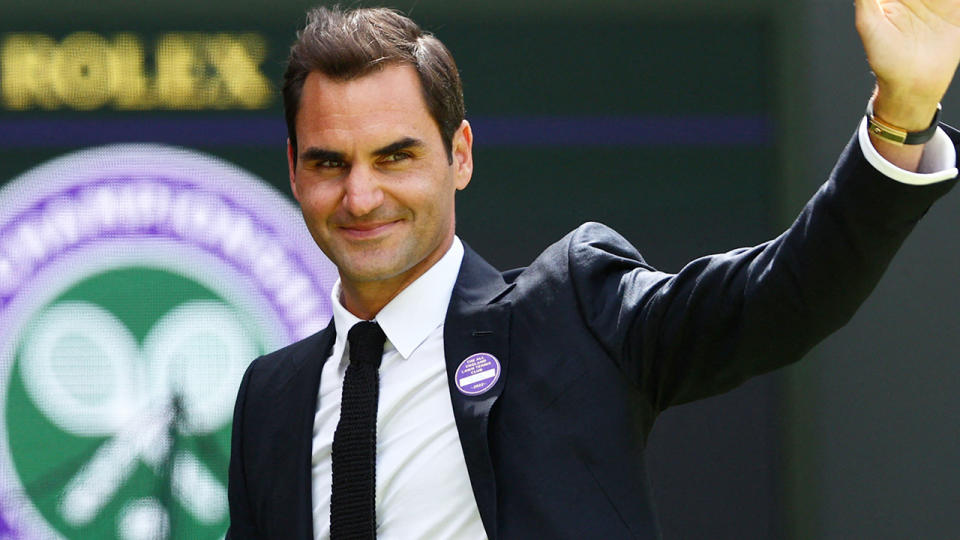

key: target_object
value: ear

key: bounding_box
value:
[287,138,301,202]
[451,120,474,190]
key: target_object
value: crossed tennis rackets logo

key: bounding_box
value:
[19,299,255,534]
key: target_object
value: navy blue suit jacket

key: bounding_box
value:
[227,132,957,539]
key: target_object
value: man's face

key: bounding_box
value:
[288,64,473,294]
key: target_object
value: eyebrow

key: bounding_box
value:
[299,137,426,165]
[372,137,425,157]
[299,147,344,164]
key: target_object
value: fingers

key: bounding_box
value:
[854,0,881,17]
[854,0,882,28]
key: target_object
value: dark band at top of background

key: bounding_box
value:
[0,115,772,148]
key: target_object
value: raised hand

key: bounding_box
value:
[856,0,960,130]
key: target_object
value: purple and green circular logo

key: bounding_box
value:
[0,144,336,539]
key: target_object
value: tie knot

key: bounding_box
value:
[347,321,386,368]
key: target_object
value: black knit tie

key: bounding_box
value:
[330,320,387,539]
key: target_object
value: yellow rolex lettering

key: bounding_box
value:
[110,33,154,110]
[156,33,203,109]
[1,31,271,111]
[205,33,272,109]
[49,32,112,110]
[1,33,60,110]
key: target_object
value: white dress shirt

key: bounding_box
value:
[858,120,958,182]
[312,237,487,540]
[309,121,957,540]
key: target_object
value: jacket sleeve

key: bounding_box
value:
[226,360,260,539]
[568,129,958,412]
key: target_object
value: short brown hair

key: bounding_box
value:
[283,6,465,162]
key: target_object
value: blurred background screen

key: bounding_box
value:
[1,2,958,539]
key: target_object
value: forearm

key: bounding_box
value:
[637,128,956,408]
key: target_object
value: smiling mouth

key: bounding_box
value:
[337,220,401,239]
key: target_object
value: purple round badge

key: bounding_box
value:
[455,353,501,396]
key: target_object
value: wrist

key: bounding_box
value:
[872,85,941,131]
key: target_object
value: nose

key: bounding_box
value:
[341,165,383,217]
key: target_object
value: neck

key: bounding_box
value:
[339,234,454,320]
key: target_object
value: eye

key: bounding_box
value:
[381,151,411,163]
[319,159,347,169]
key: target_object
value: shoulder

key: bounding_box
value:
[519,222,654,283]
[565,222,650,267]
[503,223,664,323]
[241,324,335,394]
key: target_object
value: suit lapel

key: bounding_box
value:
[444,244,513,540]
[288,321,336,539]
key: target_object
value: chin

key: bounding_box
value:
[342,266,407,284]
[335,253,408,283]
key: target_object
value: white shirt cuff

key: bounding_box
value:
[858,117,958,185]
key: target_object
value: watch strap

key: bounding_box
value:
[865,96,941,146]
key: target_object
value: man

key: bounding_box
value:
[228,3,960,539]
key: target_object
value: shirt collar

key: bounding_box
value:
[330,237,464,360]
